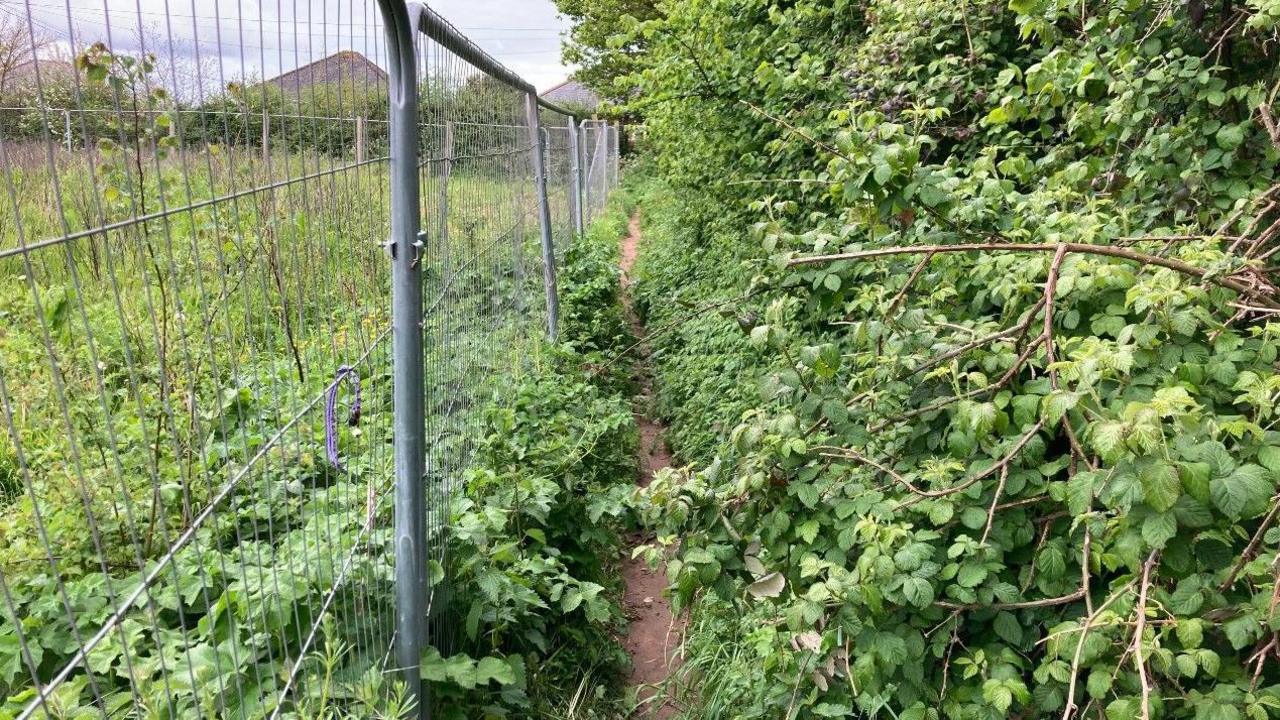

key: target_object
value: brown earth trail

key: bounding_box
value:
[618,212,684,719]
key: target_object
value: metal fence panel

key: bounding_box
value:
[0,0,618,717]
[0,0,402,714]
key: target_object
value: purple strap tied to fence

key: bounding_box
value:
[325,365,362,471]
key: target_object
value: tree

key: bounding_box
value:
[553,0,660,100]
[0,10,52,94]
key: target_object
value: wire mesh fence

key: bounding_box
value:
[579,119,618,226]
[0,0,619,717]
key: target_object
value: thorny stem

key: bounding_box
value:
[788,243,1280,309]
[817,419,1044,502]
[1134,551,1159,720]
[870,333,1048,432]
[1219,494,1280,592]
[1061,580,1139,720]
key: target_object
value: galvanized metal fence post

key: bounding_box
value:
[526,93,560,340]
[598,125,608,209]
[606,124,612,190]
[613,122,621,189]
[438,120,455,276]
[376,0,428,717]
[580,122,591,225]
[567,117,583,236]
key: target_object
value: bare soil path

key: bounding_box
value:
[618,212,683,719]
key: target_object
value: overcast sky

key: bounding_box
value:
[1,0,576,92]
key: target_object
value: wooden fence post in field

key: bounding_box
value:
[261,106,270,163]
[356,115,366,162]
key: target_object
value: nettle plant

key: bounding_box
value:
[618,0,1280,717]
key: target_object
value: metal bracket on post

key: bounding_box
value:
[525,92,560,341]
[374,0,427,718]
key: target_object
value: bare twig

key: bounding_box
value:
[871,333,1048,432]
[885,250,936,320]
[1219,495,1280,592]
[1133,551,1159,720]
[935,587,1086,610]
[1043,243,1068,372]
[980,464,1009,545]
[1260,105,1280,151]
[908,313,1040,378]
[1061,580,1138,720]
[787,243,1280,309]
[818,420,1043,501]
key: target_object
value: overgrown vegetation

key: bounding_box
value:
[598,1,1280,718]
[0,38,628,717]
[422,195,640,719]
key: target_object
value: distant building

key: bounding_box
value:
[540,79,599,112]
[266,50,386,93]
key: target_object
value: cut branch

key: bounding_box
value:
[787,243,1280,309]
[1061,580,1138,720]
[818,420,1044,501]
[1133,551,1159,720]
[935,586,1085,610]
[1219,495,1280,592]
[872,333,1048,432]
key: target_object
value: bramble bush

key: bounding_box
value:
[597,1,1280,718]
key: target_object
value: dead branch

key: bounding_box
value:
[871,333,1048,432]
[787,243,1280,309]
[908,305,1043,378]
[1061,580,1139,720]
[1134,551,1159,720]
[935,586,1086,611]
[885,251,936,320]
[1219,495,1280,592]
[818,419,1044,501]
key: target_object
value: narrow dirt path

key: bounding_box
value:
[618,212,683,719]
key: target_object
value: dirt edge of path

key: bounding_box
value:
[618,212,684,720]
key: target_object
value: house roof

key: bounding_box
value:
[266,50,387,93]
[539,79,599,110]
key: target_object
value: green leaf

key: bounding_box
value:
[1141,511,1177,549]
[795,483,820,509]
[1042,391,1079,427]
[475,656,516,686]
[1216,124,1245,150]
[561,588,584,613]
[1179,461,1212,503]
[1064,471,1098,515]
[1086,669,1112,699]
[1090,421,1127,460]
[993,611,1023,645]
[983,679,1014,713]
[957,563,987,588]
[1259,446,1280,475]
[1224,615,1262,650]
[1176,619,1204,649]
[901,577,934,608]
[1140,461,1181,512]
[1210,464,1272,519]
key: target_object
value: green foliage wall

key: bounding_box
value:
[612,1,1280,718]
